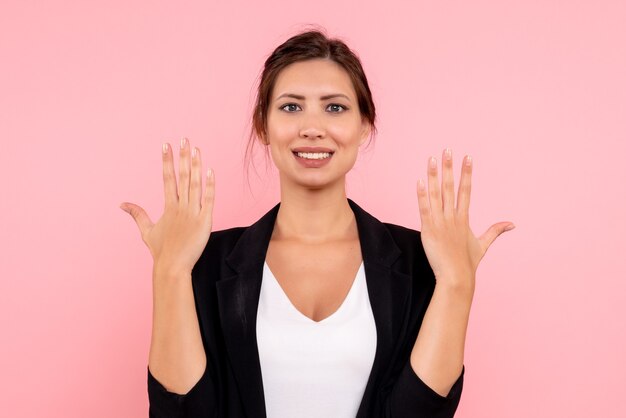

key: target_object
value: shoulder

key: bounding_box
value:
[188,226,248,280]
[381,222,421,245]
[380,221,434,282]
[197,226,248,262]
[207,225,248,248]
[381,221,425,260]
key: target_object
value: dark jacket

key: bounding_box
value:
[147,198,465,417]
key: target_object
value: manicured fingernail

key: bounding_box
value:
[466,155,472,166]
[207,168,213,177]
[430,157,437,169]
[162,143,168,154]
[417,178,425,191]
[504,224,516,231]
[181,137,187,148]
[445,148,452,160]
[192,147,197,158]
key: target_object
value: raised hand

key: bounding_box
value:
[416,148,515,290]
[120,137,216,276]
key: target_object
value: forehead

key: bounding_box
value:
[271,59,356,101]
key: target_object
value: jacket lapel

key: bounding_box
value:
[216,198,413,417]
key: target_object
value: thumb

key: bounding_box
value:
[479,222,515,250]
[120,202,153,234]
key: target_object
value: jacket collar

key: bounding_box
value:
[217,198,413,417]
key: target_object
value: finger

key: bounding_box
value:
[416,178,431,228]
[442,148,455,218]
[479,222,514,251]
[427,156,442,219]
[119,202,154,236]
[189,146,203,213]
[456,155,472,219]
[162,142,178,209]
[178,137,190,206]
[200,167,215,226]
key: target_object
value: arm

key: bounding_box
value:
[384,281,469,418]
[147,267,217,417]
[384,150,513,416]
[149,268,206,394]
[409,280,472,397]
[120,138,219,416]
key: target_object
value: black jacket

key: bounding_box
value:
[147,198,465,417]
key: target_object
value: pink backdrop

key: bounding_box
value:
[1,1,625,417]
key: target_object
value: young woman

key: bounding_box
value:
[121,28,514,418]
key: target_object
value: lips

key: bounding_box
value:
[292,147,335,153]
[293,149,334,167]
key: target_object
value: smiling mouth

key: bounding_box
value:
[292,151,334,159]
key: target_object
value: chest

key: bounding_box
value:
[265,239,363,323]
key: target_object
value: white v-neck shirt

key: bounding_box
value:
[256,260,377,418]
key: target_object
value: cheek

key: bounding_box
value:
[327,122,363,145]
[267,116,298,140]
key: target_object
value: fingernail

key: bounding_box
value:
[445,148,452,160]
[430,157,437,169]
[192,147,197,158]
[466,155,472,166]
[181,137,187,148]
[504,224,516,231]
[162,143,168,154]
[207,167,213,177]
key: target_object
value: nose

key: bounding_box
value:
[299,114,325,139]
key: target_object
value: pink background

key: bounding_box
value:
[1,1,625,417]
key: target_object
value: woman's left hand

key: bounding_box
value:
[416,148,515,291]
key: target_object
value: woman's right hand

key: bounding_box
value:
[120,137,215,277]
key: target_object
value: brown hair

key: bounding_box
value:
[244,26,377,190]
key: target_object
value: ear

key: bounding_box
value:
[359,120,371,146]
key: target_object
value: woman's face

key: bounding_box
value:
[265,58,371,189]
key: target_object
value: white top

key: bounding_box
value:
[256,260,377,418]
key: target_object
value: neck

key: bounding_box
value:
[273,180,357,244]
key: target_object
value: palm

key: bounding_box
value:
[120,138,216,275]
[416,149,514,288]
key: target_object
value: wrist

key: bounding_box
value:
[153,261,193,281]
[434,278,475,300]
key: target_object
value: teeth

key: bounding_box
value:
[295,152,332,159]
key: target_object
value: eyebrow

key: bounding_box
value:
[275,93,351,102]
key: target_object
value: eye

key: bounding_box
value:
[280,103,300,112]
[327,103,348,113]
[278,103,349,113]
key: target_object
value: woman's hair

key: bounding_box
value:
[244,26,377,189]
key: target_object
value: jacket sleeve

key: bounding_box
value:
[147,364,218,418]
[384,360,465,418]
